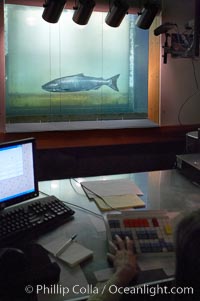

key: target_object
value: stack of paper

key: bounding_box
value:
[81,179,145,211]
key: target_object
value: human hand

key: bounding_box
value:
[107,235,137,285]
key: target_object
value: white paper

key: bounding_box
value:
[81,179,143,198]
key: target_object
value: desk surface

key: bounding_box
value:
[37,169,200,301]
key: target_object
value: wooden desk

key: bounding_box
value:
[37,169,200,301]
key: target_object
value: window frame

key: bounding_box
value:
[0,0,160,133]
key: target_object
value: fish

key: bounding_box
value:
[42,73,120,92]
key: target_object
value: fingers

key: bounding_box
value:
[108,240,118,253]
[107,252,115,263]
[107,236,136,268]
[114,235,135,252]
[115,234,125,250]
[125,236,135,252]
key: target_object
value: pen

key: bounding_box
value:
[55,234,77,257]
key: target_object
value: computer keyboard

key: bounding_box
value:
[0,195,75,247]
[106,210,175,255]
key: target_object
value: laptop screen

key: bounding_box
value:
[0,138,39,210]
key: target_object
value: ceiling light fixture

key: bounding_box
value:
[105,0,129,28]
[135,0,160,30]
[42,0,67,23]
[72,0,96,25]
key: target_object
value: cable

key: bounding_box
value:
[40,176,124,214]
[61,200,104,219]
[177,90,199,125]
[39,190,49,197]
[177,59,200,125]
[191,59,199,90]
[71,178,123,212]
[173,25,195,59]
[69,178,86,196]
[39,190,103,219]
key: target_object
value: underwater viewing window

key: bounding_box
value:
[3,3,160,132]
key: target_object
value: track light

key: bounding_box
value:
[154,22,176,36]
[42,0,67,23]
[73,0,96,25]
[105,0,129,28]
[135,0,160,30]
